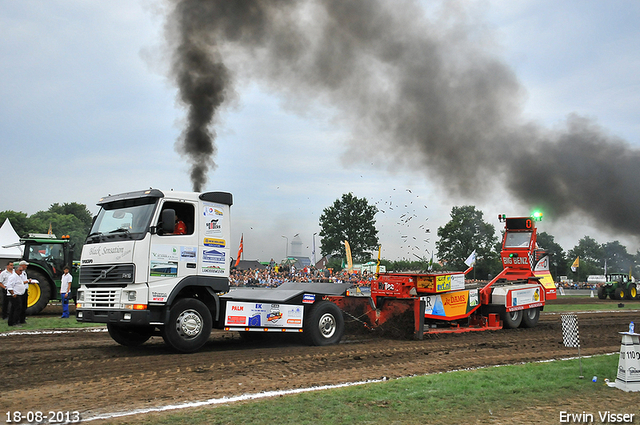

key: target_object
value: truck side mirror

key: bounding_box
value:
[160,209,176,234]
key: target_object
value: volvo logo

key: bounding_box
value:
[100,270,108,279]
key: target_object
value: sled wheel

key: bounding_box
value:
[501,309,522,329]
[521,307,540,328]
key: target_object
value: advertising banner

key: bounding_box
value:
[422,289,479,319]
[225,302,305,328]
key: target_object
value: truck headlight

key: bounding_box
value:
[77,291,84,301]
[127,291,137,302]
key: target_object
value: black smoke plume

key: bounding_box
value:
[166,0,640,235]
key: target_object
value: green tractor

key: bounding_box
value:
[19,234,79,315]
[597,273,638,300]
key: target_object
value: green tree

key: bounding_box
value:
[0,211,33,237]
[602,241,633,275]
[319,193,379,262]
[0,203,93,261]
[536,232,566,281]
[48,202,93,233]
[567,236,604,281]
[435,206,500,279]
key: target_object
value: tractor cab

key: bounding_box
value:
[606,273,634,285]
[20,234,78,314]
[499,215,541,272]
[496,213,556,299]
[22,235,73,281]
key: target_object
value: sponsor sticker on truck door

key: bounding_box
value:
[201,248,226,274]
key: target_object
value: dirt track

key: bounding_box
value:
[2,300,638,421]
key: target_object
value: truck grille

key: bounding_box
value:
[85,289,119,308]
[80,264,135,287]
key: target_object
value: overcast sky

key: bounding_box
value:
[1,0,639,263]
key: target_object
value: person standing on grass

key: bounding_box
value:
[6,263,28,326]
[17,261,32,324]
[0,261,14,320]
[60,266,72,318]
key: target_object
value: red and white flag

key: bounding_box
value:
[234,234,243,267]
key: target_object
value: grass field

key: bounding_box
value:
[0,315,104,333]
[544,303,640,312]
[101,355,638,425]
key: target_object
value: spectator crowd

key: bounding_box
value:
[229,262,377,288]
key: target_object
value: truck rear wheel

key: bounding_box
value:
[613,287,625,300]
[107,324,153,347]
[597,286,607,300]
[304,301,344,346]
[521,308,540,328]
[162,298,212,353]
[25,269,51,316]
[625,284,637,300]
[501,309,522,329]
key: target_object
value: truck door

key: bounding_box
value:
[148,201,198,284]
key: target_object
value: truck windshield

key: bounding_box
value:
[504,231,532,248]
[88,199,157,243]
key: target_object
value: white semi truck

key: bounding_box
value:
[76,189,349,352]
[77,189,553,353]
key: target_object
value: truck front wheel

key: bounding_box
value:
[162,298,212,353]
[304,301,344,346]
[520,307,540,328]
[107,324,153,347]
[25,270,51,316]
[501,309,522,329]
[597,286,607,300]
[613,287,626,300]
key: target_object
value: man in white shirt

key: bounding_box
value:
[60,266,72,318]
[6,263,28,326]
[0,261,13,320]
[17,260,31,323]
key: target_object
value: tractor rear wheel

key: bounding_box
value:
[613,287,626,300]
[25,269,51,316]
[625,284,637,300]
[501,309,522,329]
[521,308,540,328]
[107,324,153,347]
[304,301,344,346]
[597,286,607,300]
[161,298,212,353]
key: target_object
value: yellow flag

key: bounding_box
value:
[344,240,353,272]
[571,257,579,272]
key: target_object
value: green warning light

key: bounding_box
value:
[531,211,543,221]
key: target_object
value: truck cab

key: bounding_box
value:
[76,189,233,352]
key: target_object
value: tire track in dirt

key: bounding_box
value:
[1,311,636,418]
